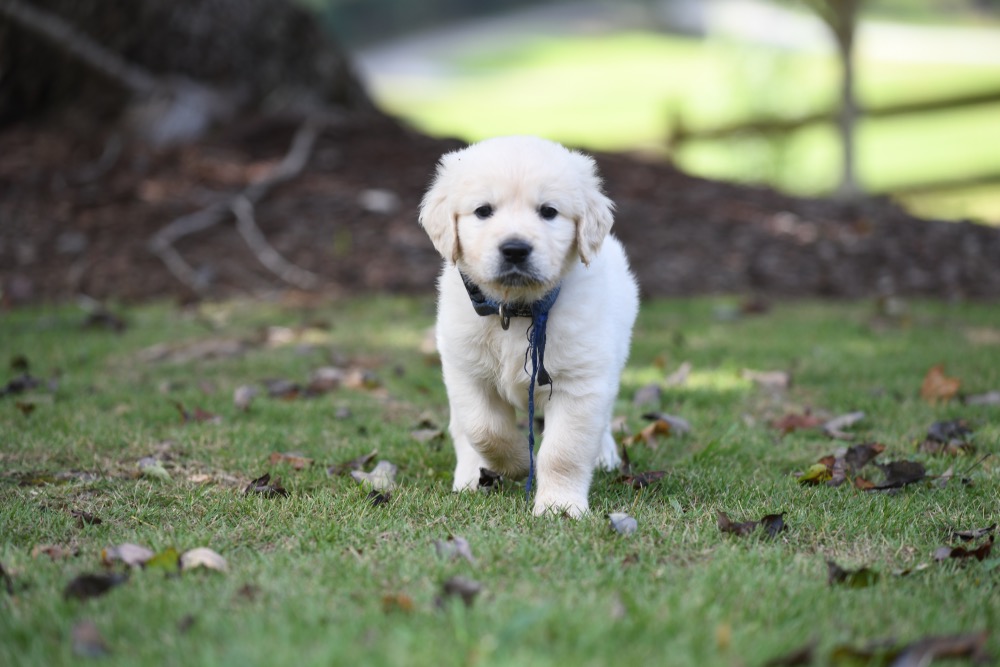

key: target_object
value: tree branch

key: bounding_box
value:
[148,119,324,294]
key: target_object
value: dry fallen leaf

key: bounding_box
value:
[233,385,258,411]
[171,400,222,424]
[478,468,503,493]
[641,411,692,435]
[351,460,398,492]
[772,410,823,435]
[618,470,666,489]
[381,592,414,614]
[632,383,662,408]
[433,535,477,564]
[72,619,110,657]
[822,411,865,439]
[951,524,997,542]
[623,419,671,448]
[71,509,103,527]
[327,450,378,476]
[718,511,786,538]
[826,560,879,588]
[872,460,927,489]
[243,473,289,498]
[32,544,79,560]
[101,543,154,568]
[891,632,989,667]
[741,368,791,391]
[797,463,833,486]
[437,576,482,608]
[268,452,313,470]
[933,535,994,563]
[180,547,228,572]
[920,364,961,405]
[63,572,128,601]
[608,512,638,536]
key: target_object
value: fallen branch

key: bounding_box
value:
[148,120,323,294]
[232,196,319,290]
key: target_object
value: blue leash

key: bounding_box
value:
[460,272,560,498]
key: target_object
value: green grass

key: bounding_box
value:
[2,295,999,666]
[371,30,1000,223]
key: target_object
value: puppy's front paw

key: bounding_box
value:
[532,494,588,518]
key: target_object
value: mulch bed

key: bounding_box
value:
[2,113,998,305]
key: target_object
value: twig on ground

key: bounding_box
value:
[147,119,324,294]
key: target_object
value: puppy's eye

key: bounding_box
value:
[474,204,494,220]
[539,205,558,220]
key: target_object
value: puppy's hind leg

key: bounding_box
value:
[595,425,621,472]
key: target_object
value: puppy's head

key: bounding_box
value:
[419,136,614,302]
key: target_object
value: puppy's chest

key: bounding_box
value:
[471,320,541,404]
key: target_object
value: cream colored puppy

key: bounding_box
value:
[419,136,639,517]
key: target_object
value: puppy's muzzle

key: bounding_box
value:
[496,239,541,287]
[499,239,532,265]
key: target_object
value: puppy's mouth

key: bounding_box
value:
[495,265,544,288]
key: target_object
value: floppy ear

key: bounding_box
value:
[573,153,615,266]
[419,156,461,263]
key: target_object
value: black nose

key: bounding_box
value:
[500,240,532,265]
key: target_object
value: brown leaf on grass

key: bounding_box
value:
[843,443,886,474]
[367,490,390,506]
[262,378,301,399]
[71,509,103,527]
[891,632,990,667]
[763,640,816,667]
[410,428,444,444]
[63,572,128,601]
[72,619,110,657]
[632,383,662,408]
[436,576,482,608]
[343,368,382,391]
[327,450,378,476]
[101,543,154,568]
[872,461,926,489]
[919,419,975,456]
[741,368,791,391]
[619,470,666,489]
[243,473,288,498]
[827,560,879,588]
[434,535,477,565]
[623,419,671,448]
[15,400,35,416]
[32,544,79,560]
[920,364,961,405]
[1,561,14,595]
[853,476,877,490]
[951,524,997,542]
[233,385,258,411]
[641,411,692,435]
[772,410,823,435]
[268,452,313,470]
[718,511,786,538]
[382,592,414,614]
[822,411,865,439]
[933,535,994,562]
[171,400,221,424]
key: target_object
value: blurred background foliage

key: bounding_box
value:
[305,0,1000,223]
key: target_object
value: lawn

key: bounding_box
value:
[1,295,998,666]
[369,30,1000,223]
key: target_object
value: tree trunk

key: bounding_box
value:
[0,0,373,129]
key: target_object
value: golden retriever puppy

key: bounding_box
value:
[420,136,639,517]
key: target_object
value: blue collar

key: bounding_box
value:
[459,270,560,498]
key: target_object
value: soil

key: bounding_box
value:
[2,112,999,306]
